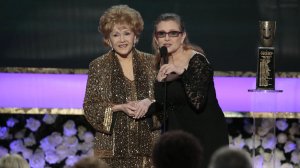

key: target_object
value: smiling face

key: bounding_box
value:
[259,21,276,47]
[108,24,137,57]
[154,20,186,55]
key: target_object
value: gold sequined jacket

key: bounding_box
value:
[83,49,160,163]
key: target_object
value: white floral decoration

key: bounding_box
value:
[48,132,63,147]
[243,119,254,134]
[262,159,273,168]
[257,146,265,155]
[9,139,25,153]
[83,131,94,143]
[232,134,245,148]
[77,125,87,141]
[14,128,26,139]
[86,148,94,157]
[25,118,41,132]
[63,135,79,148]
[24,133,37,147]
[262,151,272,162]
[65,155,80,167]
[21,147,33,160]
[275,149,286,161]
[245,135,261,149]
[277,133,288,144]
[6,118,19,128]
[77,125,87,133]
[42,114,58,125]
[3,114,300,167]
[63,120,77,137]
[262,133,276,150]
[257,126,272,137]
[291,150,300,164]
[40,137,55,151]
[261,119,274,129]
[1,115,96,167]
[0,146,8,158]
[45,150,60,164]
[56,144,71,161]
[289,123,300,140]
[40,132,63,153]
[276,119,289,131]
[78,142,94,154]
[253,155,264,168]
[29,149,46,168]
[0,126,11,140]
[284,141,297,153]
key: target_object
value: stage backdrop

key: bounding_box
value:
[1,0,300,71]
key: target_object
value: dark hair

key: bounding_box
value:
[152,130,203,168]
[152,13,204,69]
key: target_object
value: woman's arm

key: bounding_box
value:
[181,54,213,111]
[83,60,115,134]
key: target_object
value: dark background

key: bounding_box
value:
[1,0,299,71]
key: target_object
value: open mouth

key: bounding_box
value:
[119,44,128,48]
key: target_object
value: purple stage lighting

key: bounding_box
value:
[0,73,299,112]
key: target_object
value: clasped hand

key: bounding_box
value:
[122,98,152,119]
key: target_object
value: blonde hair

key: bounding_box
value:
[0,154,30,168]
[98,5,144,47]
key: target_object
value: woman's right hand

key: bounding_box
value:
[156,69,167,82]
[157,64,184,82]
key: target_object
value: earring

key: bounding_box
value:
[108,43,113,51]
[108,41,114,51]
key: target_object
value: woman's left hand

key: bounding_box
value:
[133,98,152,119]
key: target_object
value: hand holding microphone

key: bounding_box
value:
[157,46,185,82]
[157,46,168,81]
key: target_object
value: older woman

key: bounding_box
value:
[83,5,160,168]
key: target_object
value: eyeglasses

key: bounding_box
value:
[155,31,182,38]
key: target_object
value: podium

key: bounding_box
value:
[248,89,282,167]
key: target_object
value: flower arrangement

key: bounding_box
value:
[228,118,300,168]
[0,114,299,167]
[0,114,95,168]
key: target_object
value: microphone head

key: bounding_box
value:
[159,46,168,56]
[159,46,168,64]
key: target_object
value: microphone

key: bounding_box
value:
[159,46,168,64]
[159,46,168,133]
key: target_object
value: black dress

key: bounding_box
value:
[154,53,229,168]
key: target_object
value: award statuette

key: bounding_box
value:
[248,21,282,168]
[256,21,276,90]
